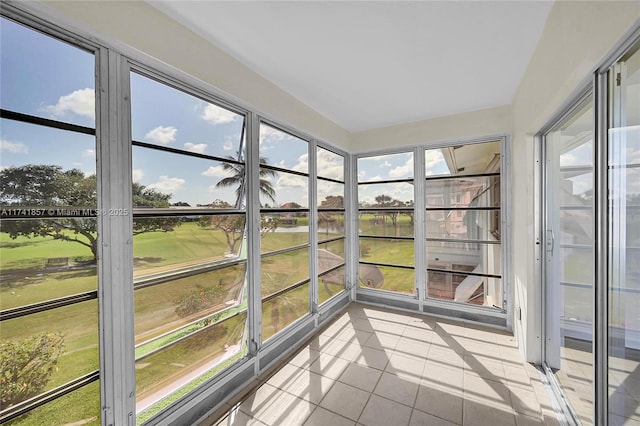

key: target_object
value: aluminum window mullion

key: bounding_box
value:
[98,51,136,426]
[246,112,261,360]
[309,140,319,314]
[347,154,358,299]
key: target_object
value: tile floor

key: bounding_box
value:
[204,303,560,426]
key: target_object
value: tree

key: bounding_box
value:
[0,333,65,408]
[374,194,404,234]
[198,199,278,254]
[214,155,277,207]
[318,195,344,236]
[0,165,180,261]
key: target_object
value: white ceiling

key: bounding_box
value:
[149,1,553,133]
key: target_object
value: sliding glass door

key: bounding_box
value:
[544,96,595,425]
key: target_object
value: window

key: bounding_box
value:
[259,123,310,341]
[129,72,249,420]
[357,152,415,294]
[0,17,100,424]
[425,141,503,308]
[317,147,346,304]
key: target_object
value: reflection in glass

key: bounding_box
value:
[133,264,246,343]
[262,284,309,341]
[133,147,243,207]
[427,240,501,277]
[318,181,344,209]
[135,312,247,413]
[425,176,499,209]
[545,97,594,424]
[261,248,309,297]
[426,209,499,241]
[318,213,345,241]
[425,141,501,177]
[259,124,308,172]
[358,211,414,238]
[359,237,414,267]
[130,73,245,158]
[358,182,414,207]
[318,239,346,305]
[608,43,640,426]
[317,147,344,181]
[358,152,414,181]
[0,218,98,310]
[4,380,100,426]
[427,270,501,307]
[319,265,346,305]
[0,18,95,128]
[0,300,99,407]
[358,264,414,295]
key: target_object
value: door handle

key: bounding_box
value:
[546,229,555,255]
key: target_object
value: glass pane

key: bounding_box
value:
[427,241,501,277]
[545,97,594,425]
[0,218,97,310]
[426,209,499,241]
[318,239,346,305]
[358,182,414,207]
[317,147,344,181]
[425,176,499,209]
[0,300,99,406]
[133,215,244,278]
[358,264,414,295]
[259,123,308,172]
[318,181,344,209]
[262,284,309,341]
[358,211,414,237]
[359,237,414,267]
[133,146,243,208]
[318,239,346,271]
[319,266,346,305]
[130,73,244,158]
[425,141,501,177]
[260,168,309,208]
[1,120,96,207]
[135,312,247,413]
[608,43,640,426]
[260,213,308,253]
[261,248,309,297]
[318,213,345,241]
[427,270,502,308]
[134,264,246,344]
[0,18,95,128]
[5,380,100,426]
[358,152,413,181]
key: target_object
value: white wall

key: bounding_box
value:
[35,0,351,150]
[511,1,640,362]
[350,105,511,152]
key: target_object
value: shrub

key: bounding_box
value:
[0,333,65,408]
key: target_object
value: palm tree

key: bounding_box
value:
[215,155,277,208]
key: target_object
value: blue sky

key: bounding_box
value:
[0,17,346,208]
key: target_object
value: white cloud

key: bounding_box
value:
[145,126,177,145]
[132,169,144,183]
[382,161,391,168]
[223,139,234,151]
[317,148,344,180]
[72,162,83,166]
[365,175,383,182]
[202,103,238,124]
[389,157,413,178]
[83,149,95,158]
[148,176,185,194]
[0,138,28,154]
[278,173,307,188]
[184,142,207,154]
[425,150,446,168]
[44,88,95,119]
[202,165,228,178]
